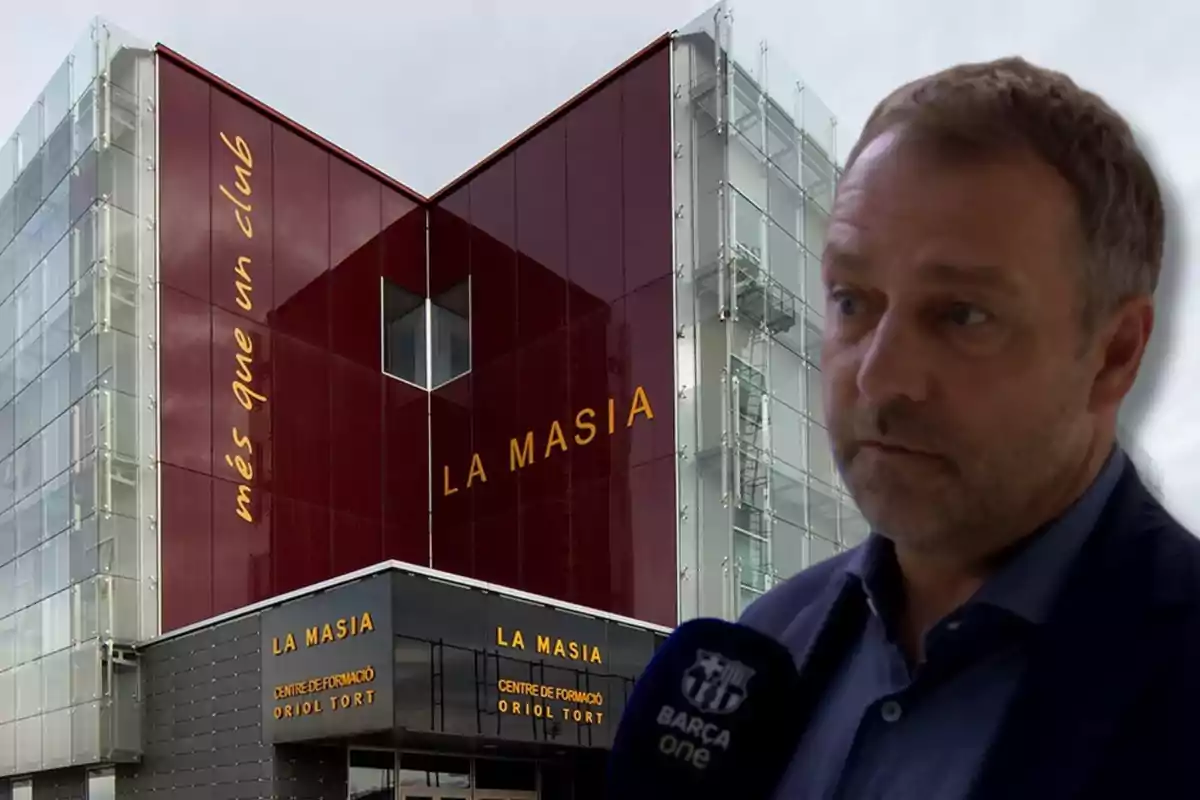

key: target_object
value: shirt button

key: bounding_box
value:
[880,700,903,723]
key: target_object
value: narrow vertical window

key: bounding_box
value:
[428,279,470,388]
[382,278,470,389]
[382,280,427,387]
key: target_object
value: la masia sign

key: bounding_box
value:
[259,570,664,747]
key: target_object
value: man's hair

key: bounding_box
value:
[845,57,1165,327]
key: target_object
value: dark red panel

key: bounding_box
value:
[272,496,331,595]
[381,192,424,296]
[469,355,518,587]
[568,476,612,610]
[566,80,624,314]
[331,160,383,267]
[272,127,330,348]
[161,465,213,630]
[211,307,272,493]
[474,511,519,588]
[568,303,619,485]
[272,332,330,505]
[159,288,212,475]
[210,89,274,324]
[470,355,518,520]
[627,455,676,626]
[520,500,570,601]
[211,476,272,614]
[620,276,674,470]
[383,377,428,565]
[429,187,470,297]
[515,121,566,348]
[622,49,673,295]
[607,471,634,618]
[515,327,569,504]
[332,511,383,576]
[468,157,516,365]
[158,61,211,302]
[330,356,382,519]
[331,159,383,367]
[430,376,473,575]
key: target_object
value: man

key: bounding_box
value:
[741,57,1200,799]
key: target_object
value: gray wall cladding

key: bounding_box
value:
[117,611,345,800]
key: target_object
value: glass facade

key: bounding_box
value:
[0,20,156,777]
[673,4,867,621]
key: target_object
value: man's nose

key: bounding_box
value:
[855,313,930,406]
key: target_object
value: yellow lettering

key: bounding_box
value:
[234,256,253,283]
[235,352,253,383]
[233,380,267,411]
[232,427,252,454]
[233,163,253,197]
[234,257,253,312]
[443,465,459,496]
[219,131,253,169]
[545,421,568,457]
[235,208,254,239]
[467,454,487,487]
[510,432,535,471]
[628,385,655,426]
[235,483,252,522]
[219,183,251,214]
[574,408,597,445]
[225,453,253,482]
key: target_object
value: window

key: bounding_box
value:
[87,768,114,799]
[11,778,32,800]
[382,278,471,389]
[349,749,395,800]
[382,281,425,386]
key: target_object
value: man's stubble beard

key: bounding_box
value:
[834,393,1089,560]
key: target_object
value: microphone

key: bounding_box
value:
[607,618,803,799]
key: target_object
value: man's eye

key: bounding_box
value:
[829,289,861,317]
[946,302,990,326]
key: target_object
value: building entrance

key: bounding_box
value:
[350,750,542,800]
[398,791,537,800]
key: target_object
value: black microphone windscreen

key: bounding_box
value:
[607,618,803,799]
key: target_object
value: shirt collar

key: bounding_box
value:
[847,446,1127,626]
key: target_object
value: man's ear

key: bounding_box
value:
[1089,296,1154,414]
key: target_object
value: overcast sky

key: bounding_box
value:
[4,0,1199,530]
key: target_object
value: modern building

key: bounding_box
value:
[0,4,859,798]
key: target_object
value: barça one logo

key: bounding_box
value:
[682,650,755,715]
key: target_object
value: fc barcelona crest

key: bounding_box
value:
[681,649,755,715]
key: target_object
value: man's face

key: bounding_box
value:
[822,130,1102,553]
